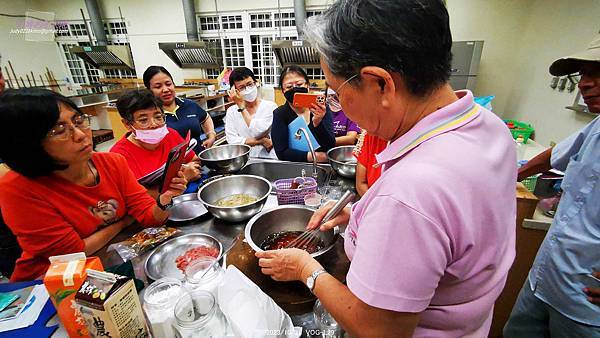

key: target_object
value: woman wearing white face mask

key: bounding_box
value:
[110,89,201,195]
[225,67,278,158]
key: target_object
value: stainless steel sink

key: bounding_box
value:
[239,161,330,186]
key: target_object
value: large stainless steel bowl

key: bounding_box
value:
[197,175,271,222]
[245,205,338,258]
[327,146,357,178]
[199,144,251,173]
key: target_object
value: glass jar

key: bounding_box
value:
[143,278,186,338]
[172,289,229,338]
[184,256,224,297]
[313,299,343,338]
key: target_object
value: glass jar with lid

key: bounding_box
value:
[143,277,186,338]
[172,289,230,337]
[183,256,224,297]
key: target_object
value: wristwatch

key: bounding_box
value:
[306,268,327,293]
[237,106,246,112]
[156,195,173,211]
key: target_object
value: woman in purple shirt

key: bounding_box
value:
[327,88,360,146]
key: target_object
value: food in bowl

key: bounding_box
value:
[260,230,325,254]
[175,246,219,272]
[215,193,258,207]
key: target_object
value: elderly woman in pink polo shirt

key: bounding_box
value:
[256,0,516,337]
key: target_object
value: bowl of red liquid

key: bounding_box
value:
[244,205,339,258]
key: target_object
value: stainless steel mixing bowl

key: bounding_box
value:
[327,146,357,178]
[197,174,271,222]
[199,144,251,174]
[244,205,338,258]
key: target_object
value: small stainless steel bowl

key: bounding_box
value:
[144,233,223,281]
[197,175,272,222]
[199,144,251,174]
[327,146,357,178]
[169,193,208,222]
[245,205,338,259]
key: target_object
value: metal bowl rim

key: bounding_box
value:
[197,174,272,209]
[199,144,251,162]
[244,205,338,258]
[327,146,358,166]
[144,233,223,281]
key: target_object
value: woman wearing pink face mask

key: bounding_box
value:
[110,89,201,196]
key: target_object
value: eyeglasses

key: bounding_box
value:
[282,80,307,91]
[132,113,166,128]
[335,74,359,101]
[47,114,91,141]
[236,82,256,92]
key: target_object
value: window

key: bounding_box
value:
[199,16,220,31]
[69,23,88,37]
[61,43,87,84]
[223,38,245,67]
[109,21,127,35]
[274,12,295,27]
[251,35,277,85]
[103,23,110,36]
[54,22,70,37]
[306,10,323,18]
[250,13,272,29]
[221,15,243,30]
[202,38,222,78]
[205,69,221,79]
[104,68,136,79]
[306,67,325,80]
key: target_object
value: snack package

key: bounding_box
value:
[107,227,179,261]
[75,270,149,338]
[43,253,104,337]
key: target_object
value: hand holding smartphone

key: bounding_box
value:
[292,92,326,109]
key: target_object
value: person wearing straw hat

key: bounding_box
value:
[505,35,600,337]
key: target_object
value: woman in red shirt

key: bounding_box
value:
[353,130,388,196]
[110,89,201,192]
[0,89,188,281]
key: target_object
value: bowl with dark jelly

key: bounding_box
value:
[245,205,338,258]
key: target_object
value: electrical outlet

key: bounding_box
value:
[558,77,568,91]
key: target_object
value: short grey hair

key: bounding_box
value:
[304,0,453,96]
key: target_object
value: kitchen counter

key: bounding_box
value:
[51,158,352,337]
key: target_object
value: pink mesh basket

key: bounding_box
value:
[274,177,318,205]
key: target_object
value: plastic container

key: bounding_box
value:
[274,177,318,205]
[504,119,535,143]
[521,175,539,192]
[304,193,323,209]
[143,278,186,338]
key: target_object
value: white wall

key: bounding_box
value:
[446,0,535,117]
[502,0,600,146]
[1,0,598,147]
[0,0,68,88]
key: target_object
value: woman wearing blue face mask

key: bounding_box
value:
[225,67,278,158]
[110,89,202,195]
[271,65,335,163]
